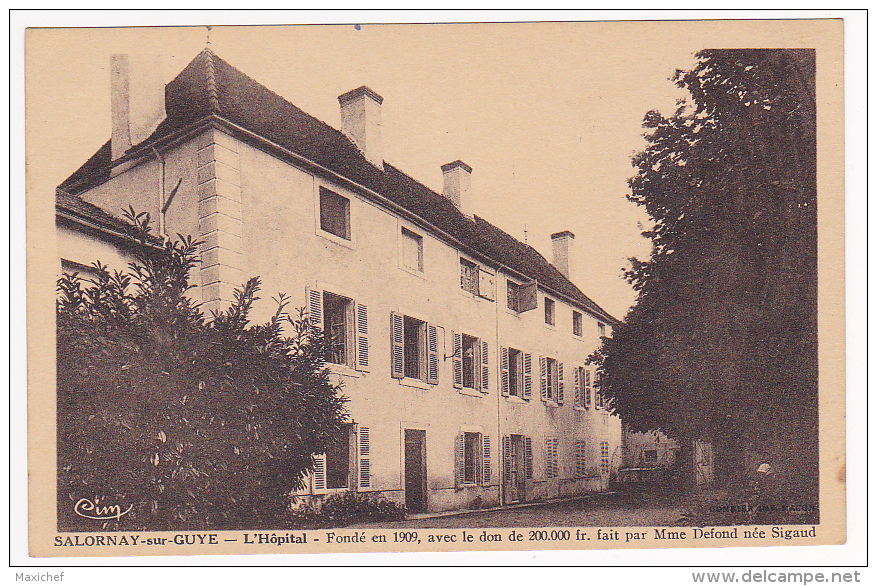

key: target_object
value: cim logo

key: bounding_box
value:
[74,498,133,521]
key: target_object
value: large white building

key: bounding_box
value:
[57,49,623,513]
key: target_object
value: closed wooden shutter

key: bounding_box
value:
[480,340,489,393]
[390,312,404,379]
[500,347,509,396]
[575,440,587,477]
[454,434,465,488]
[312,454,327,494]
[557,362,564,404]
[523,353,532,399]
[585,369,592,409]
[524,437,533,480]
[452,332,463,389]
[539,356,548,402]
[355,303,369,371]
[482,435,491,485]
[427,324,439,384]
[358,426,370,489]
[503,435,512,481]
[574,367,582,408]
[307,287,323,330]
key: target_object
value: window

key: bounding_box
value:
[575,440,588,477]
[574,366,590,409]
[507,279,537,312]
[507,280,521,312]
[401,227,423,272]
[573,311,583,337]
[584,369,593,408]
[598,322,606,338]
[403,316,425,380]
[464,432,479,484]
[544,297,555,326]
[460,258,479,295]
[644,449,658,464]
[508,348,521,397]
[323,292,352,366]
[595,371,605,410]
[319,187,351,240]
[540,356,563,403]
[456,432,491,487]
[312,424,355,492]
[600,441,610,474]
[326,424,354,489]
[309,288,369,371]
[462,334,478,389]
[545,437,559,479]
[453,332,488,393]
[391,313,438,384]
[501,347,532,399]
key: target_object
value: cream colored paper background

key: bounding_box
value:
[25,19,845,558]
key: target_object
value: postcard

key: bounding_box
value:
[25,18,845,557]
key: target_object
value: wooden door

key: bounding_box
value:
[404,429,427,513]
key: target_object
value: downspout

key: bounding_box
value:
[151,146,166,237]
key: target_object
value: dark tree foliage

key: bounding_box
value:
[591,50,816,496]
[57,209,348,531]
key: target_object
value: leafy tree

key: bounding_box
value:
[57,209,348,530]
[592,50,817,497]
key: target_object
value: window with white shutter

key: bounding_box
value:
[585,369,592,409]
[307,287,323,330]
[452,332,463,389]
[503,435,512,482]
[358,426,371,489]
[390,312,404,379]
[557,362,564,405]
[524,436,533,480]
[454,434,465,488]
[355,303,369,371]
[545,438,559,479]
[427,324,439,384]
[312,453,327,494]
[482,435,491,485]
[480,340,489,393]
[522,353,532,400]
[539,356,548,401]
[500,346,510,396]
[575,440,588,477]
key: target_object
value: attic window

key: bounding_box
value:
[320,187,351,240]
[460,258,479,296]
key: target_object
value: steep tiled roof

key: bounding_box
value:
[59,49,616,323]
[56,189,132,234]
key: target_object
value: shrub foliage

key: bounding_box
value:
[57,209,348,531]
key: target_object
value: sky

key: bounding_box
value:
[27,20,816,319]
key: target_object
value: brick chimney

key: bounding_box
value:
[338,86,384,168]
[441,160,473,218]
[110,54,166,161]
[551,231,576,280]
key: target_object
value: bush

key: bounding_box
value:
[57,209,348,531]
[286,493,406,528]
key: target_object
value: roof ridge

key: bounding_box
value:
[203,48,220,113]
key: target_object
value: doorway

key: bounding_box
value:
[504,434,526,504]
[404,429,427,513]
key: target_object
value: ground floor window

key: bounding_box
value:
[464,432,479,484]
[545,437,559,479]
[326,424,354,489]
[456,432,491,486]
[600,440,610,474]
[575,440,588,477]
